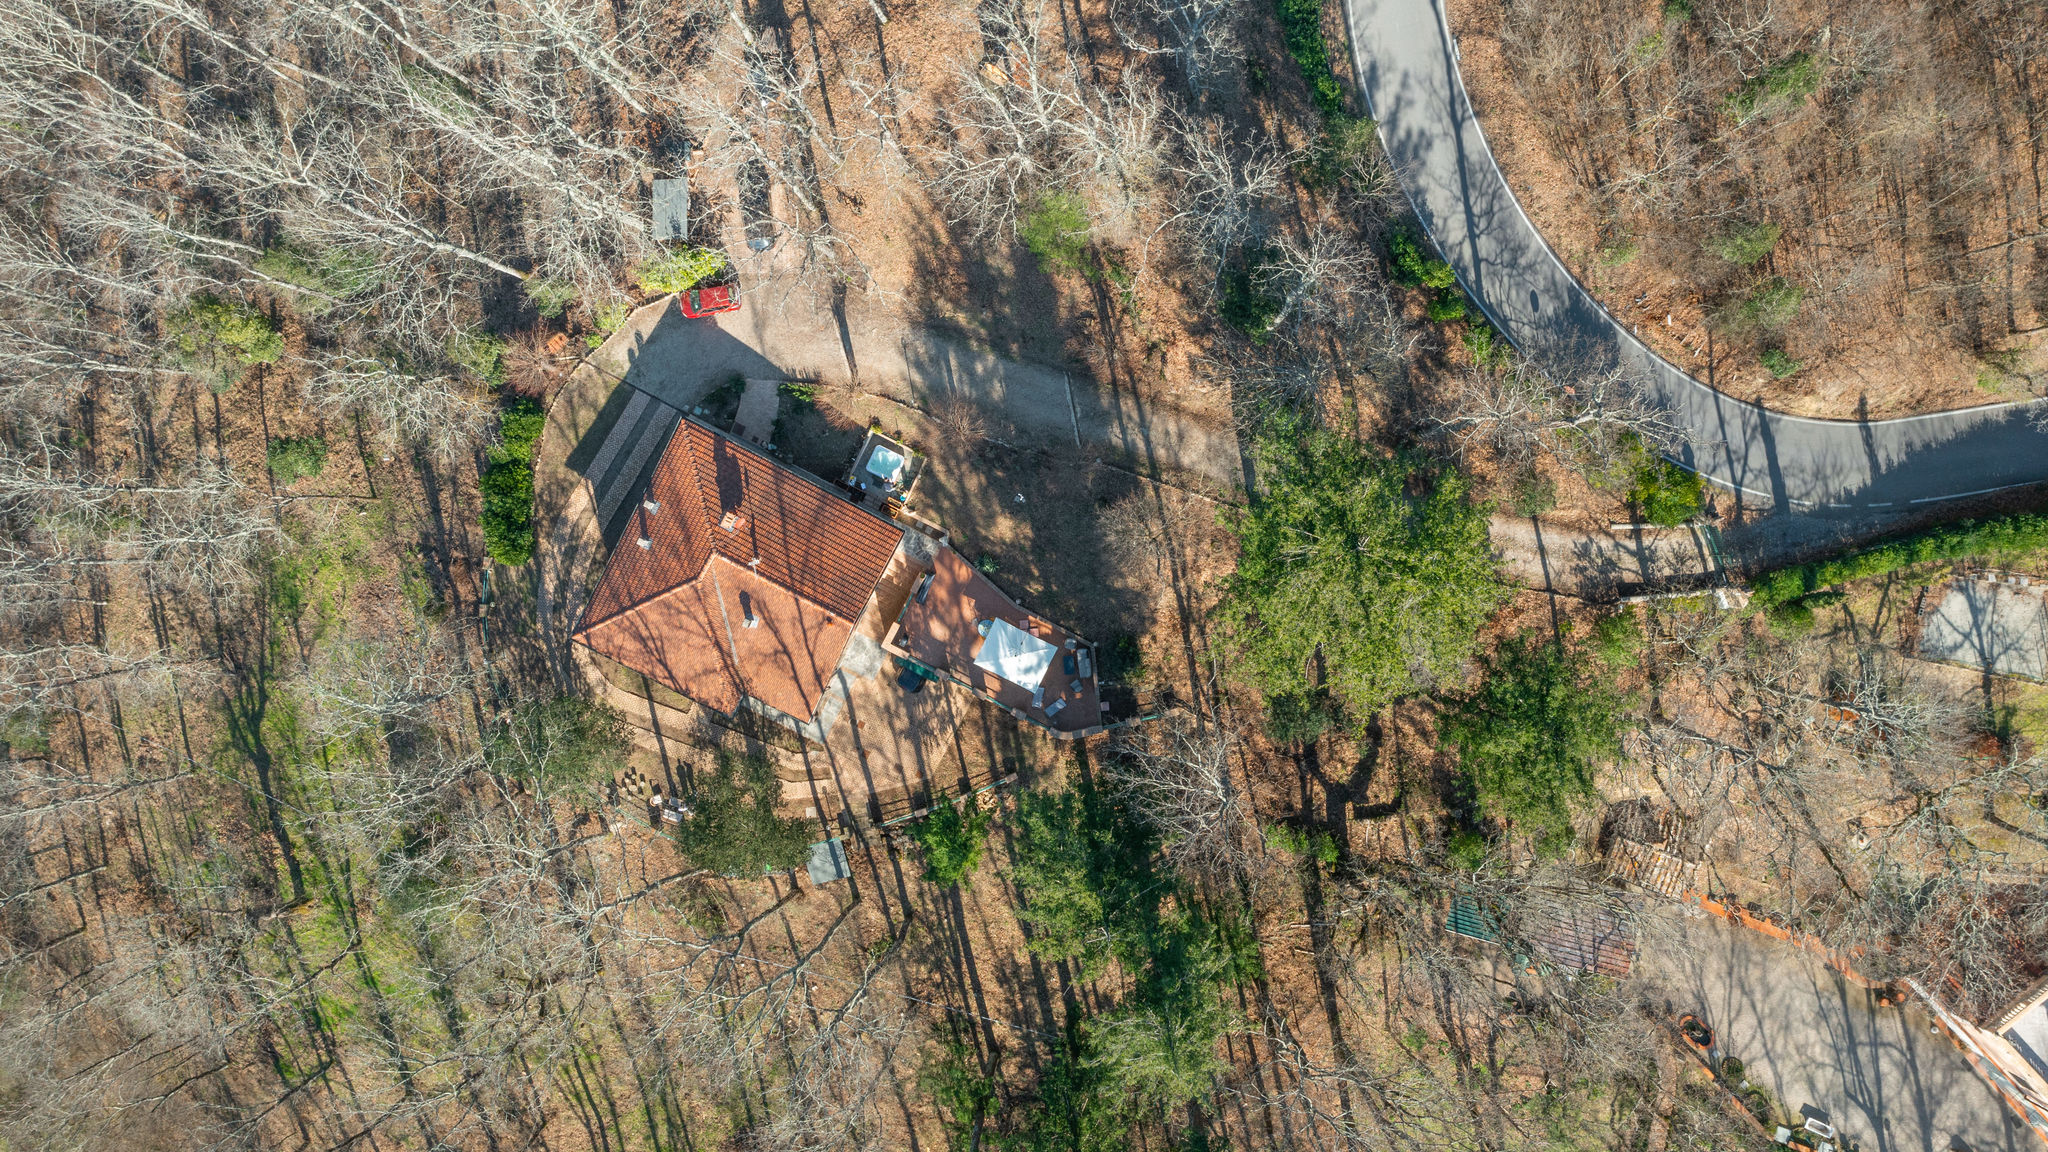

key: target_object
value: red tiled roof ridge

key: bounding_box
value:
[574,418,903,635]
[700,551,847,624]
[580,555,714,640]
[573,415,902,720]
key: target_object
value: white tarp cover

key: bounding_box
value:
[973,618,1057,688]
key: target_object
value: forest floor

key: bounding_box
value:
[1442,0,2048,420]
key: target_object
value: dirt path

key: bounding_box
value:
[1489,517,1721,601]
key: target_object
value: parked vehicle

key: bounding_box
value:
[679,281,739,318]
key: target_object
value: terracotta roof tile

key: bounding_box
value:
[701,555,853,720]
[573,417,902,721]
[577,581,744,715]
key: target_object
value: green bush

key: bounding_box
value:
[523,277,577,318]
[778,380,819,405]
[670,749,815,875]
[1464,322,1513,371]
[1592,607,1643,666]
[479,460,535,565]
[1509,468,1557,517]
[1446,830,1490,871]
[168,295,284,382]
[1306,113,1380,189]
[1391,228,1471,323]
[449,330,509,386]
[480,398,544,565]
[1629,456,1704,526]
[1426,294,1471,323]
[909,801,991,886]
[1725,52,1823,123]
[1742,278,1805,330]
[499,398,545,461]
[1275,0,1346,119]
[0,711,50,757]
[1663,0,1694,19]
[1019,191,1093,276]
[255,242,379,310]
[1709,221,1781,267]
[586,298,631,349]
[1390,229,1458,291]
[635,246,728,294]
[1750,512,2048,605]
[267,436,328,484]
[1218,248,1284,338]
[1765,598,1816,634]
[1760,347,1803,378]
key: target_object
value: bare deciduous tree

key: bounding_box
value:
[926,1,1164,242]
[1157,117,1292,284]
[1111,0,1246,102]
[308,358,496,458]
[1107,713,1251,882]
[1426,350,1690,478]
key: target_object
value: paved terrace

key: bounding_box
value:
[887,546,1103,736]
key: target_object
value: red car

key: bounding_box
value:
[678,281,740,318]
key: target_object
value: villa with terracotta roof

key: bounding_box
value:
[574,411,1124,742]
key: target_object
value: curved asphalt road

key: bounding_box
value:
[1344,0,2048,513]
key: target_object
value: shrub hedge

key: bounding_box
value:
[1275,0,1345,119]
[635,246,727,294]
[480,398,545,566]
[1751,512,2048,605]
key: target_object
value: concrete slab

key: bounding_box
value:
[652,178,688,244]
[806,838,850,885]
[1639,908,2017,1152]
[732,377,781,445]
[2007,1003,2048,1084]
[1920,577,2048,680]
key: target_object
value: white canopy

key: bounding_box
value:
[973,618,1057,688]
